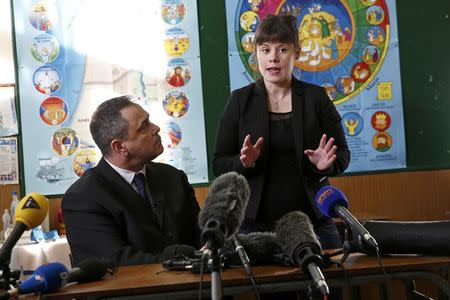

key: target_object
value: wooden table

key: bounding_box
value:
[33,253,450,300]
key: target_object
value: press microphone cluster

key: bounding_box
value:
[0,192,49,266]
[316,186,378,249]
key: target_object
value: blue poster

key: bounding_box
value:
[225,0,406,173]
[13,0,208,195]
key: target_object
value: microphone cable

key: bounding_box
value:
[374,246,391,297]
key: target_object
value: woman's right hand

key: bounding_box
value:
[240,134,264,168]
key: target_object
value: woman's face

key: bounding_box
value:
[256,41,297,86]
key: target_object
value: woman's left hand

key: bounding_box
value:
[304,134,337,171]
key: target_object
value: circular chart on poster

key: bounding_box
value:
[234,0,390,104]
[162,90,190,118]
[72,149,99,177]
[161,121,182,149]
[39,96,68,125]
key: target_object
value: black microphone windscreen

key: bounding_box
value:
[275,211,321,263]
[162,244,196,261]
[222,232,283,265]
[363,220,450,255]
[198,172,250,238]
[70,258,113,283]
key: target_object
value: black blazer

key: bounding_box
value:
[62,158,200,266]
[212,78,350,220]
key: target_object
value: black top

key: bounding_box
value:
[256,112,315,229]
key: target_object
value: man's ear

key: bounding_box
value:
[111,139,128,157]
[295,48,300,60]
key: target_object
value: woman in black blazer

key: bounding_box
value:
[213,15,350,250]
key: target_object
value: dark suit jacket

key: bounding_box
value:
[62,158,200,266]
[212,78,350,220]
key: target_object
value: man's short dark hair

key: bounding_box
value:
[90,95,136,156]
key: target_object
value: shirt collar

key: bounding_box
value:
[104,159,146,185]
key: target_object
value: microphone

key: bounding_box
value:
[0,259,114,299]
[0,262,68,299]
[231,236,251,276]
[0,193,49,266]
[316,186,378,249]
[67,258,115,283]
[361,220,450,256]
[198,172,250,252]
[275,211,329,296]
[221,232,283,266]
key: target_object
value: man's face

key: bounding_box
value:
[121,104,163,164]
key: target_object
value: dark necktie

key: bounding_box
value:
[133,173,148,201]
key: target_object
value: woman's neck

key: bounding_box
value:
[264,78,292,98]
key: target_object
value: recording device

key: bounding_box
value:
[358,220,450,256]
[0,259,115,299]
[161,244,199,270]
[0,193,49,266]
[161,233,283,273]
[198,172,250,252]
[275,211,329,296]
[316,186,378,248]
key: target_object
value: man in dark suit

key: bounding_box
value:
[62,96,200,266]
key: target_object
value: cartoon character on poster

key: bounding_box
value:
[33,65,61,95]
[31,33,59,63]
[163,90,190,118]
[39,97,68,125]
[166,58,191,87]
[52,128,79,157]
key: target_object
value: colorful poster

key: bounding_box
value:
[0,137,19,185]
[0,87,19,137]
[13,0,208,195]
[225,0,406,173]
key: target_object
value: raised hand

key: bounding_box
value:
[240,134,264,168]
[304,134,337,171]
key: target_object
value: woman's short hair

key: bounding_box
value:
[254,14,299,52]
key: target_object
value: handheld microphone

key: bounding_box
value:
[0,193,49,266]
[316,186,378,248]
[275,211,329,296]
[198,172,250,252]
[0,259,114,299]
[0,262,68,299]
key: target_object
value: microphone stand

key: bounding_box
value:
[210,249,223,300]
[340,225,375,263]
[0,253,19,290]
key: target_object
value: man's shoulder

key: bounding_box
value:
[147,162,186,179]
[63,167,104,201]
